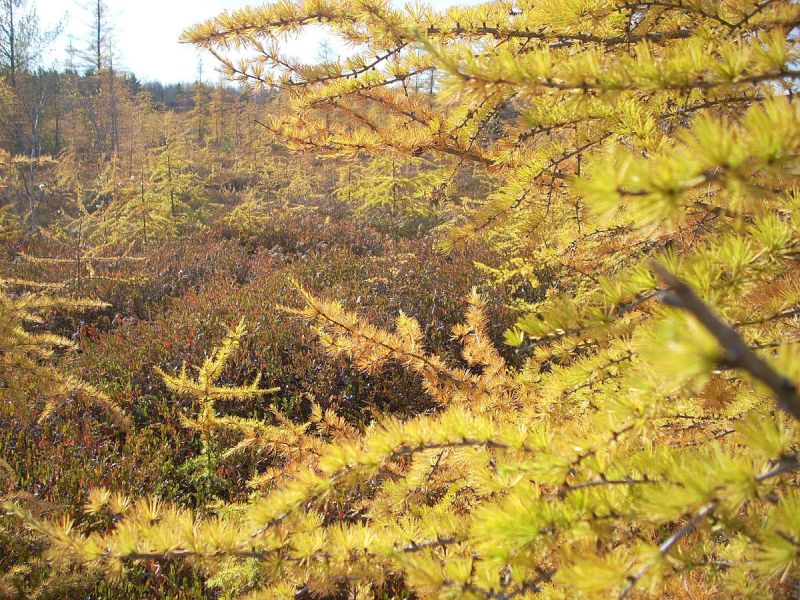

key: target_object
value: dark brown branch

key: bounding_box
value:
[455,68,800,93]
[652,263,800,422]
[563,475,659,492]
[399,536,458,552]
[423,23,693,47]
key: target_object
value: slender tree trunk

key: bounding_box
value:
[25,80,46,230]
[168,152,175,216]
[76,218,83,290]
[95,0,102,73]
[234,100,240,145]
[391,159,397,213]
[8,0,15,88]
[54,76,61,151]
[109,61,119,156]
[140,163,147,244]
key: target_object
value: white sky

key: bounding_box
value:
[36,0,465,84]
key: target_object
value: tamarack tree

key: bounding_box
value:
[10,0,800,598]
[0,278,127,427]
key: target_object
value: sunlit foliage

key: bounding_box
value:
[7,0,800,598]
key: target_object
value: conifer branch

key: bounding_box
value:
[652,263,800,422]
[620,448,800,598]
[399,536,459,552]
[736,306,800,328]
[619,500,719,599]
[422,24,694,47]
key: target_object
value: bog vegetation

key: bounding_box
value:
[3,0,800,597]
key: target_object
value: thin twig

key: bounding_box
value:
[619,501,718,599]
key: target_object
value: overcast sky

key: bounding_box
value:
[36,0,463,84]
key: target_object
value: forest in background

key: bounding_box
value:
[4,0,800,598]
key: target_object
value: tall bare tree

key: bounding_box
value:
[75,0,118,156]
[0,0,61,228]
